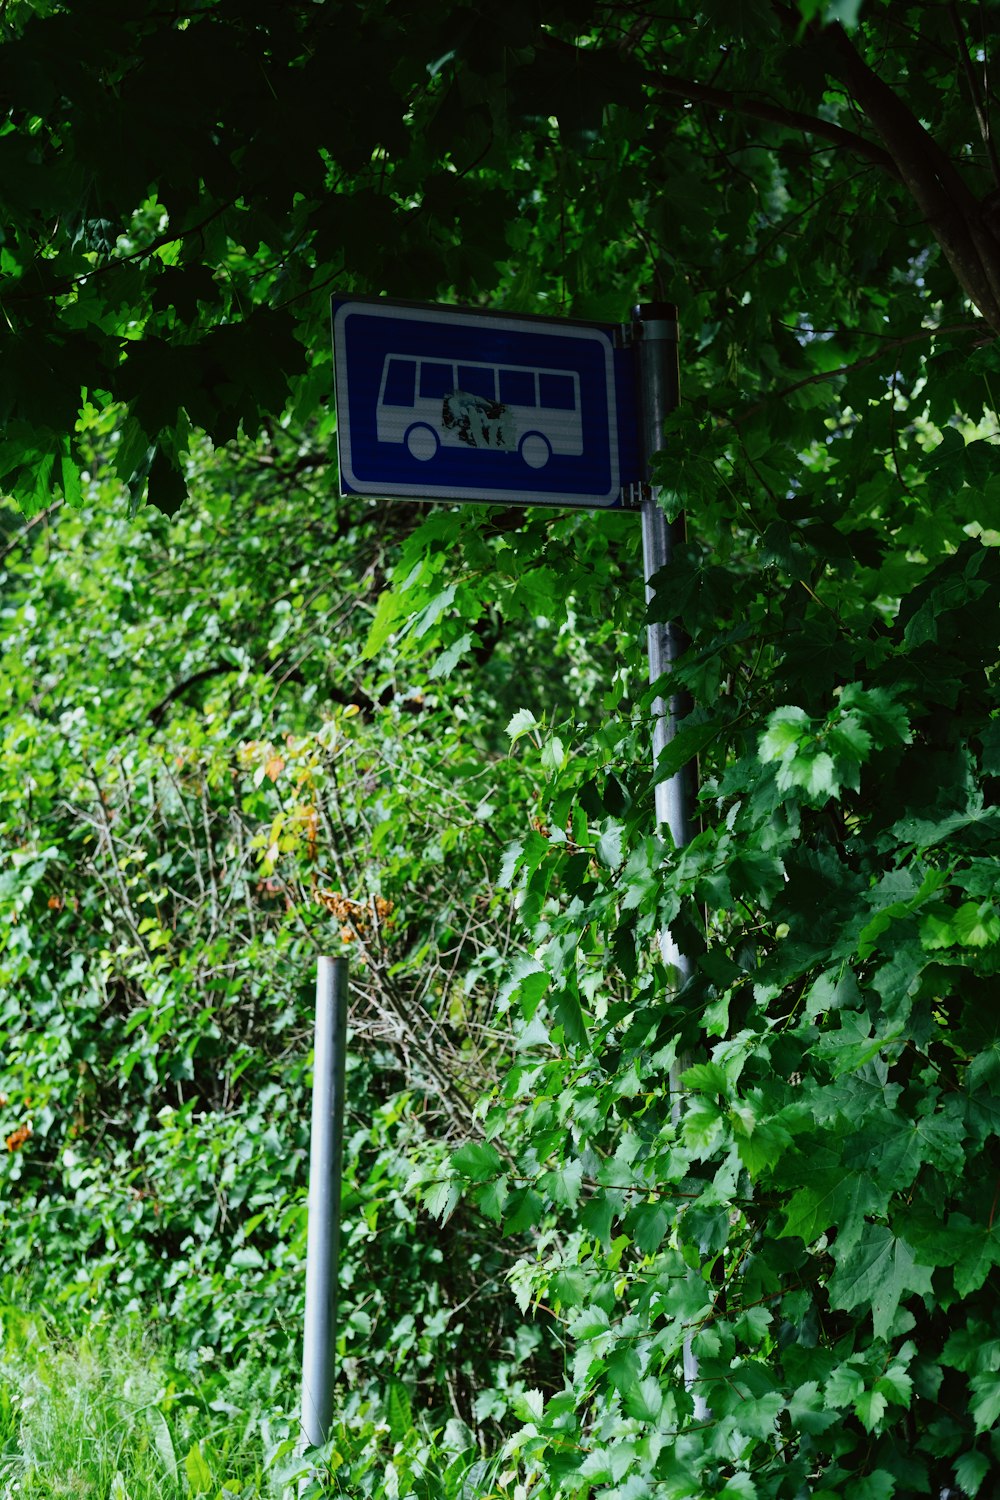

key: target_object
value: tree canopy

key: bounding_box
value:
[4,2,1000,1497]
[0,0,998,509]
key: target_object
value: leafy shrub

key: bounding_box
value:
[0,424,632,1442]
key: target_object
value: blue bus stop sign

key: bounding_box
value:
[332,298,640,508]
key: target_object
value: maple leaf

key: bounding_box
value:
[828,1225,934,1341]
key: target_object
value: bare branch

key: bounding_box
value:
[654,71,899,176]
[541,32,898,175]
[823,20,1000,332]
[949,0,1000,189]
[732,320,983,424]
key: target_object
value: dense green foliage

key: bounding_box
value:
[2,0,1000,513]
[4,0,1000,1496]
[0,423,642,1491]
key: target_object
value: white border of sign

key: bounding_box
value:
[333,300,622,508]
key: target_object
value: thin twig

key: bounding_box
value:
[732,320,982,424]
[0,501,63,563]
[888,367,917,500]
[949,0,1000,188]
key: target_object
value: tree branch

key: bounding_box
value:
[146,658,432,728]
[732,320,983,424]
[653,72,900,177]
[0,500,62,562]
[9,199,238,304]
[147,662,241,726]
[541,33,898,176]
[822,19,1000,333]
[948,0,1000,189]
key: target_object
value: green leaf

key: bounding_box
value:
[60,452,82,507]
[968,1039,1000,1092]
[734,1306,772,1347]
[922,900,1000,949]
[623,1375,665,1423]
[424,1177,461,1221]
[451,1141,503,1181]
[510,1386,544,1423]
[760,703,841,799]
[581,1192,615,1248]
[778,748,836,800]
[759,705,811,761]
[550,986,586,1047]
[498,838,525,889]
[184,1443,213,1495]
[681,1061,730,1097]
[474,1174,508,1222]
[828,1226,934,1341]
[428,631,472,679]
[363,588,407,657]
[825,1361,866,1407]
[781,1170,882,1250]
[790,1380,839,1434]
[596,820,624,869]
[578,1450,614,1483]
[970,1372,1000,1434]
[412,584,456,638]
[146,447,186,516]
[854,1388,887,1431]
[734,1116,793,1174]
[682,1205,730,1255]
[541,733,565,772]
[550,1267,592,1310]
[230,1245,265,1269]
[941,1322,1000,1374]
[605,1344,641,1396]
[501,1187,545,1235]
[498,956,549,1019]
[717,1476,758,1500]
[386,1378,414,1441]
[569,1305,611,1342]
[805,968,860,1017]
[539,1158,583,1208]
[844,1473,895,1500]
[147,1406,177,1480]
[627,1201,669,1254]
[812,1011,903,1076]
[837,683,911,747]
[875,1358,913,1409]
[953,1450,991,1497]
[944,1213,1000,1296]
[507,708,540,743]
[652,716,719,784]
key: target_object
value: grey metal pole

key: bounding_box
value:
[632,302,709,1422]
[632,302,694,882]
[300,955,348,1450]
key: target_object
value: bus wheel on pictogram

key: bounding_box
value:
[520,432,551,470]
[406,423,440,461]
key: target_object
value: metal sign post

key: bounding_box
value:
[300,955,349,1450]
[631,302,694,971]
[631,301,708,1421]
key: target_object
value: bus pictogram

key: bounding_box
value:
[375,354,583,470]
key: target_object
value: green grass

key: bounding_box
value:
[0,1300,294,1499]
[0,1296,513,1500]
